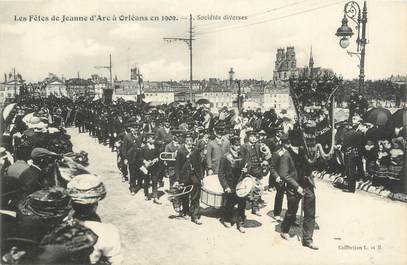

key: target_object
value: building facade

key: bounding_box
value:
[45,79,67,97]
[91,75,108,99]
[0,79,25,104]
[65,78,95,99]
[144,91,175,105]
[194,89,233,109]
[263,88,292,111]
[273,47,299,82]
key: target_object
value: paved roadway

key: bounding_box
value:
[68,128,407,265]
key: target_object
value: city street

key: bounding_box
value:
[69,128,407,265]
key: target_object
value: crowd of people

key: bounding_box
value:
[1,97,123,264]
[0,94,405,263]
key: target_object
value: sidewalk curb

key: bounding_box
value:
[312,171,407,203]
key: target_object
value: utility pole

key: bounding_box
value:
[237,80,242,112]
[189,14,193,102]
[164,14,194,102]
[95,53,113,91]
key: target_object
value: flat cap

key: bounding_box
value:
[31,148,59,159]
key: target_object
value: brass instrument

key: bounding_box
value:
[160,152,177,161]
[260,143,272,160]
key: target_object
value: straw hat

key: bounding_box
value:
[67,174,106,205]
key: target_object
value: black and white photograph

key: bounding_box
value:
[0,0,406,264]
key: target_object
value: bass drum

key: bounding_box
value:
[200,175,225,208]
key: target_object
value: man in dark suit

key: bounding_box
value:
[174,133,194,217]
[341,122,368,192]
[269,134,287,221]
[139,133,161,203]
[279,131,318,250]
[179,140,207,225]
[240,130,262,216]
[218,136,247,233]
[18,148,60,197]
[206,127,229,175]
[164,131,182,191]
[122,123,142,194]
[155,119,174,187]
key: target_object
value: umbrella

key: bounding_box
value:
[2,103,16,120]
[196,98,211,105]
[363,107,392,126]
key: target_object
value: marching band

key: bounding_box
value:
[1,94,405,264]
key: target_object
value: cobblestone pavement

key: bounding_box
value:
[68,128,407,265]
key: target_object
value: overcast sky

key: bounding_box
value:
[0,0,406,82]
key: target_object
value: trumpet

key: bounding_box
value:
[160,152,177,161]
[260,143,272,160]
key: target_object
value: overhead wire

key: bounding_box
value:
[196,0,344,35]
[194,0,311,30]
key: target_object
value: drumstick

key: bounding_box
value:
[238,163,248,182]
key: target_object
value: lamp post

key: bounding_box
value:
[335,1,368,95]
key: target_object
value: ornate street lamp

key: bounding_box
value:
[335,1,368,94]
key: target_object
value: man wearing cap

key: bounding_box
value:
[156,119,173,148]
[179,140,207,225]
[139,132,161,203]
[206,127,229,175]
[218,136,247,233]
[240,130,263,216]
[279,129,318,250]
[269,134,288,221]
[51,108,64,128]
[165,130,182,191]
[122,123,142,191]
[341,122,368,192]
[18,148,60,196]
[155,119,174,187]
[175,133,194,216]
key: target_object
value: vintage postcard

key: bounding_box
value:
[0,0,406,265]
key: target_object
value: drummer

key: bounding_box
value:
[240,130,263,216]
[218,136,247,233]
